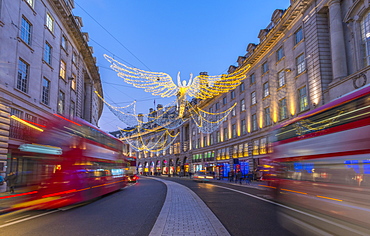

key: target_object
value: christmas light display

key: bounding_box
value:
[120,126,179,153]
[104,54,250,117]
[189,102,237,134]
[101,54,250,153]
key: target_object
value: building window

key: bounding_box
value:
[216,131,220,143]
[298,86,309,112]
[231,90,235,99]
[233,145,238,158]
[20,17,32,45]
[252,114,258,131]
[240,99,245,111]
[244,143,249,156]
[264,107,271,126]
[223,96,227,105]
[241,119,246,134]
[59,60,66,80]
[25,0,34,7]
[203,136,207,147]
[296,54,306,74]
[232,124,236,138]
[210,133,214,145]
[240,82,245,92]
[58,91,65,114]
[72,51,77,65]
[46,13,54,32]
[41,77,50,105]
[260,137,267,154]
[61,35,68,50]
[215,102,219,110]
[278,70,285,87]
[262,61,269,74]
[238,144,243,157]
[44,42,52,64]
[263,82,269,98]
[17,59,29,93]
[25,113,37,124]
[361,12,370,66]
[71,73,76,90]
[277,47,284,61]
[70,101,75,119]
[295,27,303,44]
[223,128,228,141]
[279,98,287,120]
[251,91,256,105]
[231,107,236,116]
[10,108,23,139]
[250,73,255,85]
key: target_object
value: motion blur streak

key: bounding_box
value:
[53,113,82,126]
[267,85,370,234]
[316,195,343,202]
[42,189,77,198]
[10,115,44,132]
[259,185,277,189]
[0,191,38,200]
[280,188,307,195]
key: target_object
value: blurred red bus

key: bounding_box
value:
[269,84,370,235]
[125,156,138,183]
[13,114,129,210]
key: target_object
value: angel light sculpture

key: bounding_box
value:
[104,54,250,118]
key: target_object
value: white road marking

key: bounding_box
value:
[4,214,30,223]
[212,184,366,235]
[0,210,59,228]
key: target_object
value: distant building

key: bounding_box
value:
[0,0,103,181]
[119,0,370,178]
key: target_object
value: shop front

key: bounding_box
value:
[162,160,168,175]
[150,161,155,175]
[138,163,143,175]
[216,162,230,180]
[155,160,161,175]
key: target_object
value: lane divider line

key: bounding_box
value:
[211,184,365,235]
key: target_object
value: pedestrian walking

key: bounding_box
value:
[229,170,235,182]
[5,172,17,194]
[246,172,253,184]
[236,171,243,184]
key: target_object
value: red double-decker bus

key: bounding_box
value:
[269,84,370,235]
[11,114,129,211]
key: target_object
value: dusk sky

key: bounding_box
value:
[73,0,291,132]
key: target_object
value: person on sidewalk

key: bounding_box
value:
[236,171,243,184]
[0,175,5,193]
[246,172,253,184]
[5,172,17,194]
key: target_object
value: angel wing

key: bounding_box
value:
[104,54,179,98]
[187,64,251,99]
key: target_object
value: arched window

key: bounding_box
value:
[361,11,370,66]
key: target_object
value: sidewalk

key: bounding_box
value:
[148,177,230,236]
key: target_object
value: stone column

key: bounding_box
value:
[328,0,348,80]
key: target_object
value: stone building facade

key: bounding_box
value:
[0,0,103,182]
[119,0,370,178]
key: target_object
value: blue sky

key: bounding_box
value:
[73,0,291,132]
